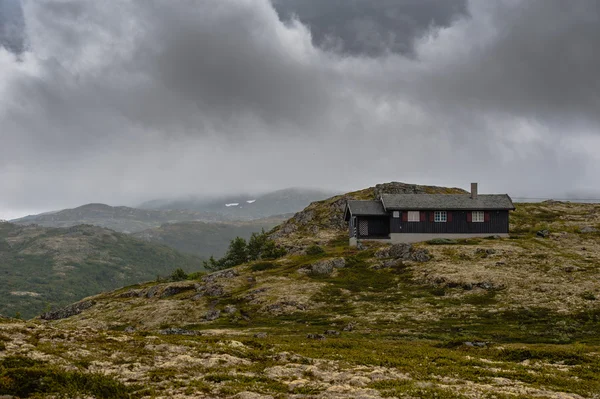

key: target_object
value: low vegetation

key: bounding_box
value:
[1,199,599,398]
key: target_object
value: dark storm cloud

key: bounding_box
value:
[272,0,468,56]
[0,0,599,217]
[0,0,25,53]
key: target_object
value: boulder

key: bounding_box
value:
[158,328,198,336]
[205,310,221,321]
[160,284,195,298]
[307,257,346,275]
[389,243,412,259]
[537,230,550,238]
[202,269,239,283]
[254,332,268,339]
[374,243,431,263]
[145,286,160,299]
[41,300,94,321]
[224,305,238,314]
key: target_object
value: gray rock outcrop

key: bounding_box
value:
[40,300,94,320]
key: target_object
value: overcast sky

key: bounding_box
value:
[1,0,599,219]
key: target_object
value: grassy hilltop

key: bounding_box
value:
[1,188,599,398]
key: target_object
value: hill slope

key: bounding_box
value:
[270,181,468,249]
[11,203,231,233]
[2,193,600,398]
[0,222,202,319]
[132,215,289,258]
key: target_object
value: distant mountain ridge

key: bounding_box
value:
[138,187,339,220]
[12,188,337,233]
[11,203,233,233]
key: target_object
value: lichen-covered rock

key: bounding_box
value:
[411,248,431,262]
[118,289,142,298]
[160,284,195,298]
[205,309,221,321]
[40,300,94,320]
[307,257,346,275]
[145,286,160,298]
[158,327,199,336]
[389,243,412,259]
[580,226,598,233]
[202,269,239,283]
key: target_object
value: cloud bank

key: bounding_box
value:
[0,0,599,217]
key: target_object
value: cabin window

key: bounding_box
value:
[393,211,400,218]
[472,211,485,222]
[407,211,420,222]
[434,211,447,222]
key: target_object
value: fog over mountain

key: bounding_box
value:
[1,0,599,219]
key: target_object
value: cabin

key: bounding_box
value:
[344,183,515,246]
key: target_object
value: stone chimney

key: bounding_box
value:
[471,183,478,199]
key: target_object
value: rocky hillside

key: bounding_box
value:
[1,199,599,398]
[133,215,289,258]
[11,203,231,233]
[0,222,202,319]
[270,182,467,249]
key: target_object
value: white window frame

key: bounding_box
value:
[407,211,420,222]
[393,211,400,218]
[472,211,485,223]
[434,211,447,223]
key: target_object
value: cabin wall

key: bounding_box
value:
[390,210,509,235]
[357,216,390,238]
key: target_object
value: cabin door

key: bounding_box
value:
[359,219,369,237]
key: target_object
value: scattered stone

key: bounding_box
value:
[372,259,403,270]
[118,289,142,298]
[537,230,550,238]
[375,247,390,258]
[158,328,199,336]
[307,333,326,340]
[160,284,195,298]
[324,330,340,336]
[464,341,488,348]
[224,305,237,314]
[202,269,239,283]
[375,243,430,262]
[145,286,160,298]
[411,248,431,262]
[244,288,268,301]
[254,332,268,339]
[487,235,502,239]
[579,226,598,233]
[356,242,366,251]
[266,301,307,314]
[124,326,136,333]
[40,300,94,321]
[475,248,496,258]
[307,257,346,275]
[204,284,225,297]
[205,310,221,321]
[389,243,412,259]
[233,392,274,399]
[563,265,580,273]
[343,322,357,332]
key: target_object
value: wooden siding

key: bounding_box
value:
[390,210,509,235]
[357,216,390,238]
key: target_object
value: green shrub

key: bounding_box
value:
[306,245,325,256]
[0,356,140,398]
[582,291,597,301]
[170,268,188,281]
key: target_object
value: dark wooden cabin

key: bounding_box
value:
[343,183,515,245]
